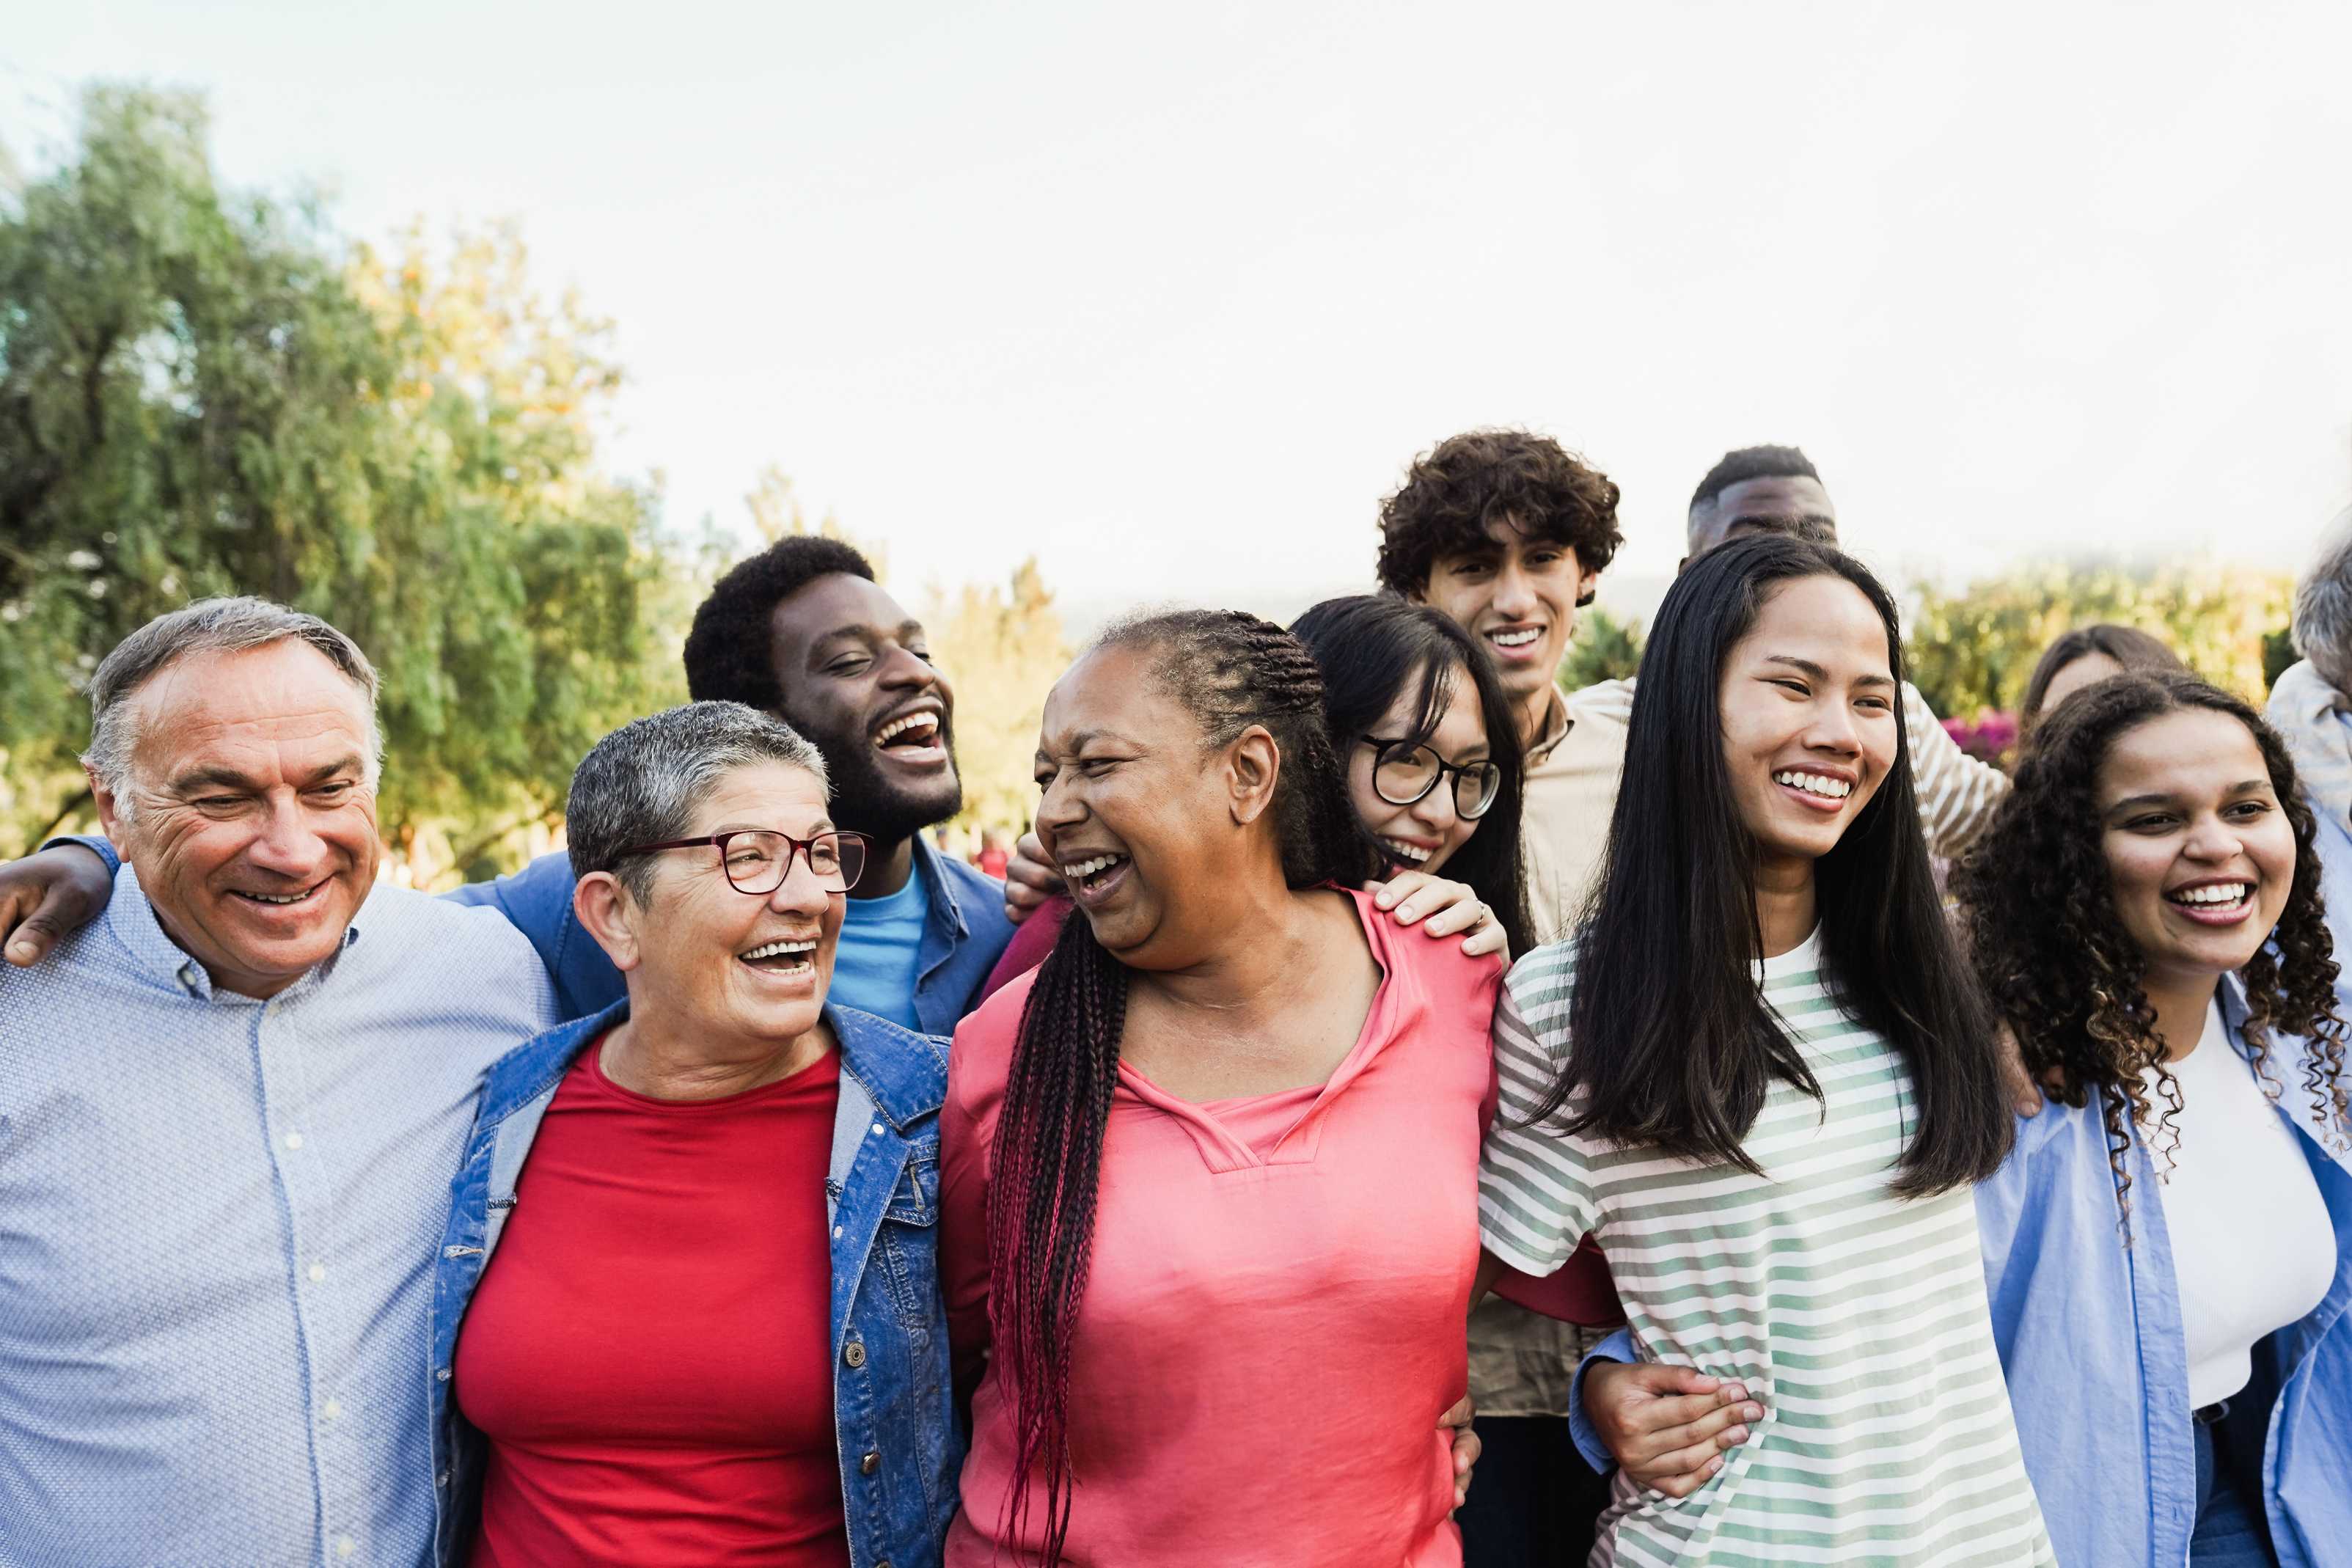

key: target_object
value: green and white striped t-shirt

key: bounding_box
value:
[1478,931,2054,1567]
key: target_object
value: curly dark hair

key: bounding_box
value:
[987,609,1378,1565]
[681,536,876,712]
[1374,429,1623,598]
[1952,671,2351,1221]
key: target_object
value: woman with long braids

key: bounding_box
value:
[1477,535,2054,1564]
[1952,671,2352,1566]
[940,609,1504,1565]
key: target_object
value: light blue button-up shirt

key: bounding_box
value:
[0,866,558,1568]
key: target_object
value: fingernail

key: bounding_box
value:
[1724,1426,1747,1444]
[1743,1404,1763,1421]
[1721,1383,1744,1400]
[6,942,29,961]
[1704,1456,1723,1475]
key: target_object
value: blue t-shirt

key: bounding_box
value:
[828,871,928,1030]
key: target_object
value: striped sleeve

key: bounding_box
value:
[1904,681,2009,859]
[1476,948,1598,1278]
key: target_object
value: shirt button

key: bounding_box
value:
[323,1399,342,1420]
[871,1122,885,1137]
[307,1263,326,1283]
[284,1132,305,1151]
[832,1226,844,1239]
[334,1537,354,1558]
[860,1450,880,1474]
[843,1341,867,1369]
[436,1369,451,1382]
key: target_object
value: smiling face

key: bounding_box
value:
[1033,642,1263,966]
[1717,574,1900,873]
[95,640,381,998]
[618,761,846,1047]
[1347,664,1487,876]
[2095,708,2296,992]
[767,572,959,847]
[1415,519,1597,718]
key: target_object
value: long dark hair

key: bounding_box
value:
[986,609,1378,1563]
[1536,534,2013,1197]
[1289,595,1535,956]
[2018,623,2186,732]
[1953,671,2350,1217]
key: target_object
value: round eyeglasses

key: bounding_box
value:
[612,829,872,895]
[1358,736,1502,820]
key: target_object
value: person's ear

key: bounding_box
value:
[87,763,131,845]
[574,871,648,973]
[1224,725,1283,829]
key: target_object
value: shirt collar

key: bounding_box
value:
[106,862,363,1003]
[1523,689,1574,767]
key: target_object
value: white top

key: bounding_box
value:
[2147,997,2338,1408]
[1480,929,2055,1566]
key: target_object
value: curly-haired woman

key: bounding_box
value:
[940,610,1504,1566]
[1952,670,2352,1567]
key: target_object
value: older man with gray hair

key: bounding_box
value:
[0,596,557,1567]
[2267,506,2352,1016]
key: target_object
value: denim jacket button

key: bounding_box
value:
[843,1340,867,1369]
[861,1449,880,1474]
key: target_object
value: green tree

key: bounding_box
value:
[1557,605,1646,692]
[0,87,685,874]
[926,557,1069,832]
[1903,560,2291,718]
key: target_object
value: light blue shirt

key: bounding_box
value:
[827,868,929,1030]
[0,867,557,1568]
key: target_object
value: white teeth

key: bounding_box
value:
[2170,883,2250,906]
[876,711,941,744]
[243,890,309,904]
[1382,837,1433,864]
[1489,628,1542,648]
[1061,854,1124,879]
[742,939,818,961]
[1773,770,1853,800]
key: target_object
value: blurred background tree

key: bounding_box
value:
[926,557,1068,835]
[0,86,684,873]
[1556,604,1646,692]
[1903,559,2293,718]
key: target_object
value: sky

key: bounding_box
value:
[7,1,2351,626]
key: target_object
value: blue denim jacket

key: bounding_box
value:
[1570,981,2352,1567]
[446,838,1014,1030]
[425,999,964,1568]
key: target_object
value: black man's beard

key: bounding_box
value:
[811,724,964,850]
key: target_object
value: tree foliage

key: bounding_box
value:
[1558,604,1646,692]
[0,87,683,870]
[1903,559,2293,718]
[926,557,1069,832]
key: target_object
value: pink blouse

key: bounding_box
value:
[941,888,1502,1566]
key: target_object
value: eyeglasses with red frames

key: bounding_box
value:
[612,829,871,895]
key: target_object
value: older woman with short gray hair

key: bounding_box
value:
[425,700,960,1568]
[2268,506,2352,1020]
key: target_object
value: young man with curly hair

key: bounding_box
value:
[1373,427,1630,945]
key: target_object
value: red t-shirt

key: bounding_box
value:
[455,1035,849,1567]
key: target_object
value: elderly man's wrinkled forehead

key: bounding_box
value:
[1687,476,1840,559]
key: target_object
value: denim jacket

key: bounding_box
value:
[446,838,1015,1031]
[426,999,964,1568]
[1569,980,2352,1568]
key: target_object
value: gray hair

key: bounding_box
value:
[565,701,830,903]
[2293,507,2352,695]
[83,596,384,816]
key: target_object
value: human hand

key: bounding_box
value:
[1002,831,1063,923]
[1370,872,1508,961]
[1440,1393,1480,1511]
[1583,1360,1762,1499]
[1,843,116,967]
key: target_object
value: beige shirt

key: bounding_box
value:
[1473,690,1627,1417]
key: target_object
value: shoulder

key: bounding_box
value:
[1565,678,1634,725]
[832,1004,951,1124]
[1502,937,1580,1014]
[926,848,1015,942]
[345,882,560,1027]
[478,1001,621,1122]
